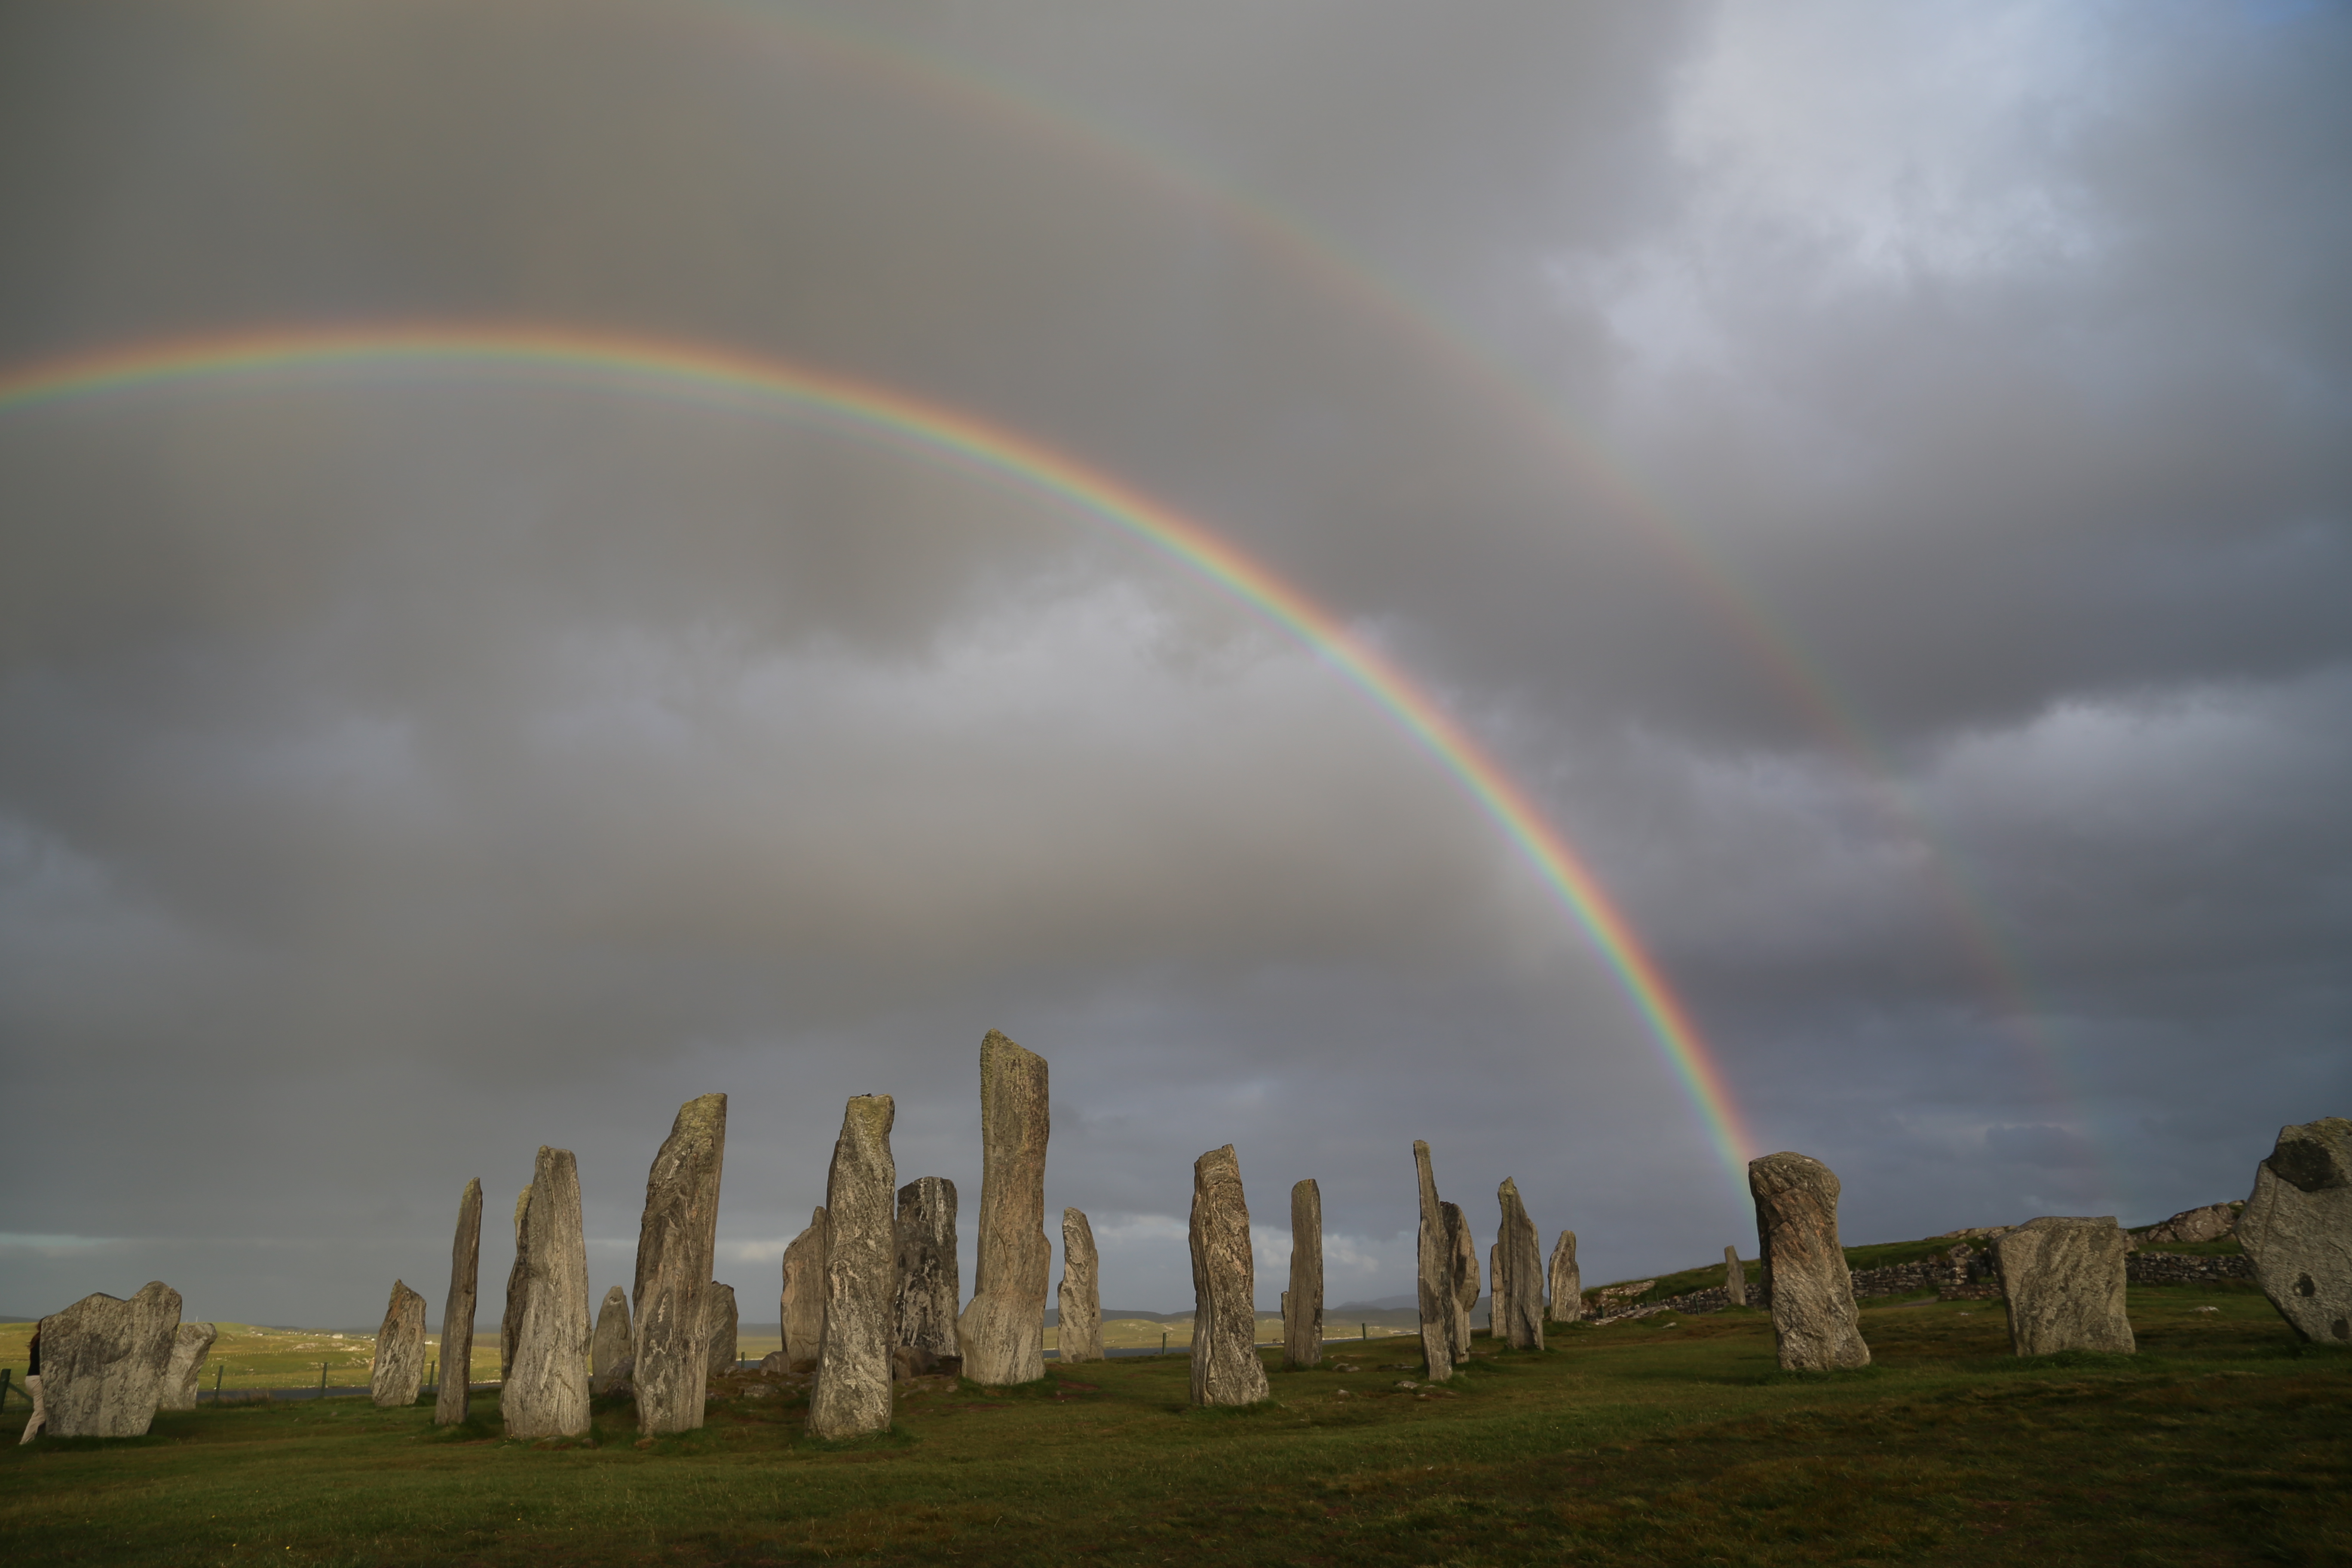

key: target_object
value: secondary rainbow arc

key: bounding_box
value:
[0,323,1762,1189]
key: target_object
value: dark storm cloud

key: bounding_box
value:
[1,1,2346,1324]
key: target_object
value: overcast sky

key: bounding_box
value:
[3,0,2346,1329]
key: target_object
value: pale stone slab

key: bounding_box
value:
[2140,1203,2239,1245]
[37,1281,181,1438]
[434,1178,483,1425]
[157,1322,218,1412]
[809,1094,898,1438]
[2238,1116,2352,1347]
[1993,1216,2135,1356]
[1412,1140,1453,1382]
[1445,1201,1479,1363]
[781,1207,829,1366]
[1493,1178,1544,1350]
[1750,1151,1871,1372]
[1057,1208,1102,1364]
[1724,1245,1748,1308]
[1548,1230,1582,1322]
[371,1279,429,1407]
[631,1092,728,1434]
[894,1177,959,1359]
[591,1286,634,1395]
[1188,1144,1269,1407]
[957,1030,1051,1385]
[1286,1178,1323,1367]
[703,1282,739,1378]
[501,1145,591,1438]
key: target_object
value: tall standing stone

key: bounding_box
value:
[590,1286,633,1394]
[434,1177,483,1425]
[500,1186,529,1381]
[809,1094,898,1438]
[157,1322,218,1412]
[1548,1231,1582,1322]
[1189,1144,1270,1407]
[371,1280,429,1407]
[1749,1152,1870,1372]
[631,1092,728,1435]
[894,1177,959,1359]
[1412,1140,1453,1381]
[2236,1117,2352,1346]
[1286,1178,1323,1368]
[1058,1209,1102,1364]
[781,1207,829,1366]
[1724,1245,1748,1307]
[1992,1216,2135,1356]
[703,1282,739,1378]
[1492,1179,1544,1350]
[958,1030,1051,1385]
[1445,1202,1479,1362]
[35,1282,181,1438]
[501,1145,591,1439]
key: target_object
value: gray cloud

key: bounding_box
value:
[1,0,2345,1325]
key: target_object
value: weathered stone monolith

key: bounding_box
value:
[590,1286,633,1394]
[2237,1116,2352,1347]
[434,1178,483,1425]
[36,1282,181,1438]
[703,1282,739,1378]
[157,1322,218,1412]
[1749,1152,1870,1371]
[501,1145,591,1438]
[1058,1209,1102,1364]
[1724,1245,1748,1307]
[500,1185,529,1381]
[1548,1231,1582,1322]
[781,1207,828,1366]
[957,1030,1051,1385]
[1189,1144,1269,1407]
[1286,1178,1323,1367]
[809,1094,898,1438]
[1493,1179,1544,1350]
[371,1280,429,1407]
[1992,1216,2135,1356]
[1412,1140,1454,1381]
[894,1177,959,1359]
[1445,1201,1479,1362]
[631,1092,728,1435]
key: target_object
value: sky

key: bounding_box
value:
[2,0,2346,1329]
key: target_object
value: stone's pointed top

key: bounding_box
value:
[981,1029,1043,1067]
[1413,1138,1431,1157]
[459,1176,481,1200]
[513,1187,531,1237]
[812,1205,828,1228]
[1499,1176,1521,1200]
[1750,1151,1841,1201]
[669,1093,728,1139]
[601,1284,628,1308]
[840,1093,895,1139]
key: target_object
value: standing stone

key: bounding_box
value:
[1548,1231,1582,1323]
[1412,1141,1453,1381]
[1058,1209,1102,1364]
[1189,1144,1270,1407]
[2237,1116,2352,1346]
[1992,1216,2135,1356]
[371,1280,429,1407]
[631,1092,728,1435]
[501,1145,591,1439]
[809,1094,898,1438]
[894,1177,959,1360]
[1724,1245,1748,1307]
[590,1286,633,1394]
[781,1207,829,1366]
[499,1186,529,1381]
[1493,1179,1544,1350]
[703,1283,739,1378]
[1749,1152,1870,1372]
[1445,1202,1480,1362]
[36,1282,181,1438]
[157,1322,218,1412]
[957,1030,1051,1385]
[1286,1178,1323,1368]
[434,1178,483,1425]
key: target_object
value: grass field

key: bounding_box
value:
[5,1279,2344,1566]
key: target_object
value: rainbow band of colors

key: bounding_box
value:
[0,324,1760,1188]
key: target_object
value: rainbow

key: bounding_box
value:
[0,323,1762,1185]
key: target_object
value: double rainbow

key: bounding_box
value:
[0,324,1761,1187]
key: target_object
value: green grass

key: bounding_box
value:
[5,1282,2344,1566]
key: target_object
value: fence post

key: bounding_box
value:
[1362,1323,1368,1341]
[1160,1331,1167,1356]
[215,1360,224,1393]
[319,1361,327,1396]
